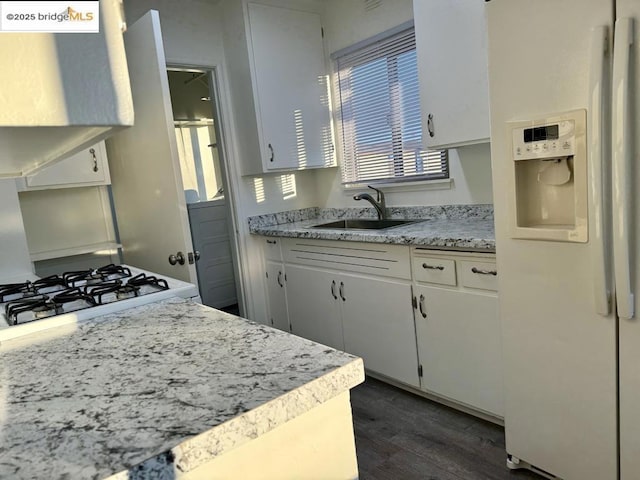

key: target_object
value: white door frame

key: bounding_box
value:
[167,64,248,317]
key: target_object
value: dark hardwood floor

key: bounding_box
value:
[350,377,542,480]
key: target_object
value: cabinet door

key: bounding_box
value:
[413,0,490,148]
[285,265,343,350]
[248,3,333,170]
[414,285,503,416]
[265,260,289,332]
[24,142,110,189]
[341,274,419,387]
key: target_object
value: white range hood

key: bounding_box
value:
[0,0,134,178]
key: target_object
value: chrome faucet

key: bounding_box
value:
[353,185,387,220]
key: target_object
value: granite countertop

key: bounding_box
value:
[0,298,364,480]
[248,205,496,252]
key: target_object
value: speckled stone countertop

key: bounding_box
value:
[0,298,364,480]
[248,205,496,252]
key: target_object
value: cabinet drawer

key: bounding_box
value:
[262,237,282,261]
[412,257,456,286]
[459,261,498,291]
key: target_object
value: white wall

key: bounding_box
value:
[315,144,494,208]
[124,0,225,67]
[19,187,117,254]
[317,0,494,208]
[123,0,320,323]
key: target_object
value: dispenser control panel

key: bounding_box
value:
[512,119,576,160]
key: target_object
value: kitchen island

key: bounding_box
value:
[0,298,364,479]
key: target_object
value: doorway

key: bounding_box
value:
[166,68,241,314]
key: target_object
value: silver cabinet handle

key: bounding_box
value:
[331,280,337,299]
[471,267,497,276]
[266,239,277,245]
[419,294,427,319]
[277,271,283,287]
[422,263,444,271]
[268,143,274,162]
[339,281,346,301]
[427,113,435,138]
[89,148,98,172]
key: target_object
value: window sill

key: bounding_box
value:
[342,178,453,195]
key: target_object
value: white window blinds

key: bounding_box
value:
[334,26,448,184]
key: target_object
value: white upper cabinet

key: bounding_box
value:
[17,142,110,191]
[0,0,133,178]
[413,0,490,149]
[221,0,335,175]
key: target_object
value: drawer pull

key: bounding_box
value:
[422,263,444,271]
[419,294,427,319]
[277,271,284,287]
[339,281,346,301]
[331,280,337,299]
[471,267,497,276]
[266,239,277,245]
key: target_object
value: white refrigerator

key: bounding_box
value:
[486,1,640,479]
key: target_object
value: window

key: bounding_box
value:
[333,24,448,185]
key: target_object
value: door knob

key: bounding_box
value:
[168,252,186,266]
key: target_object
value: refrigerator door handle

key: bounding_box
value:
[589,25,611,316]
[612,18,635,319]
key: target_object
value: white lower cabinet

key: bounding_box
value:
[286,265,419,386]
[412,250,503,417]
[414,286,502,416]
[340,273,420,387]
[265,260,289,332]
[264,237,502,419]
[285,265,344,350]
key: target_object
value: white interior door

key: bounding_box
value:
[105,11,197,285]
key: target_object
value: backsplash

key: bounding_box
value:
[247,204,493,229]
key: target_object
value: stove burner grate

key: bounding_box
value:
[52,288,97,307]
[0,282,35,303]
[87,282,140,304]
[96,264,132,278]
[127,273,169,291]
[63,265,133,288]
[5,295,58,325]
[32,275,67,294]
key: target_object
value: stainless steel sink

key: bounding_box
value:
[311,219,415,230]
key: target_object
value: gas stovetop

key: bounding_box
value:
[0,264,199,335]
